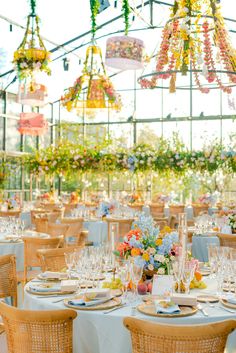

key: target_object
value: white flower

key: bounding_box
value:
[148,247,156,255]
[148,264,154,271]
[165,258,170,263]
[157,267,165,275]
[170,256,175,261]
[154,254,165,263]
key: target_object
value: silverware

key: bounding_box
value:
[103,304,126,314]
[207,302,236,314]
[197,304,208,316]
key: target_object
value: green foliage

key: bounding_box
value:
[122,0,130,35]
[90,0,100,39]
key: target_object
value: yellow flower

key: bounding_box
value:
[155,238,163,246]
[142,252,150,261]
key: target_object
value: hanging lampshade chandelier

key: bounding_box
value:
[138,0,236,94]
[105,0,145,70]
[61,45,122,114]
[61,0,121,115]
[18,112,48,136]
[13,0,51,106]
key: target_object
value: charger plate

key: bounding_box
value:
[64,296,121,311]
[26,283,74,296]
[220,299,236,310]
[137,303,197,318]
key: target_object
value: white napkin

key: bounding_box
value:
[154,300,180,314]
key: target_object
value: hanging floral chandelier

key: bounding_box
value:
[105,0,145,70]
[13,0,51,81]
[61,0,121,115]
[61,45,122,114]
[138,0,236,94]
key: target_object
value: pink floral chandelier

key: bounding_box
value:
[139,0,236,94]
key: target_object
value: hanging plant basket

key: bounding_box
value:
[17,81,47,107]
[18,112,48,136]
[105,36,145,70]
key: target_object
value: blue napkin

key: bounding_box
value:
[29,284,61,292]
[68,297,111,307]
[154,300,180,314]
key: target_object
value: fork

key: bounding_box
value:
[197,304,208,316]
[207,302,235,314]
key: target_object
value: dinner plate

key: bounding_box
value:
[64,296,121,310]
[137,302,198,318]
[220,298,236,310]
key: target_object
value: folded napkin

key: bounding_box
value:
[40,271,67,280]
[29,284,61,293]
[154,300,180,314]
[68,296,111,307]
[223,296,236,305]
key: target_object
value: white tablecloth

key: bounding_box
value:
[192,235,220,262]
[24,277,236,353]
[84,221,108,245]
[0,241,24,271]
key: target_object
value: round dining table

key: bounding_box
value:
[23,277,236,353]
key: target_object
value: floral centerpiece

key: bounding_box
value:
[114,215,178,277]
[127,192,142,204]
[70,192,79,204]
[99,201,115,217]
[197,193,212,205]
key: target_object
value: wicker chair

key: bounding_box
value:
[105,218,134,242]
[217,233,236,249]
[169,205,185,216]
[192,204,209,217]
[127,204,144,212]
[123,317,236,353]
[21,236,63,283]
[0,210,20,218]
[30,209,49,225]
[0,301,77,353]
[155,220,168,230]
[47,223,69,237]
[37,246,83,272]
[0,254,17,307]
[169,215,178,229]
[63,203,79,216]
[149,203,165,217]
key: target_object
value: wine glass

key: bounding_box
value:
[172,257,184,293]
[118,260,131,300]
[64,252,75,279]
[130,261,144,302]
[182,261,196,294]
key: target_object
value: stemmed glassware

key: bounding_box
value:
[130,261,144,302]
[117,260,131,300]
[64,252,75,279]
[182,261,196,294]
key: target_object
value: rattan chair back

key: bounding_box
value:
[217,233,236,249]
[22,236,63,282]
[149,203,165,217]
[0,211,20,218]
[0,254,17,306]
[37,246,83,272]
[123,317,236,353]
[0,302,77,353]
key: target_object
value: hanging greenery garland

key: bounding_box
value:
[122,0,130,35]
[90,0,100,40]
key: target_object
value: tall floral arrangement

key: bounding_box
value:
[114,215,178,275]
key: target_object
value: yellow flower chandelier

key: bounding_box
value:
[139,0,236,94]
[61,45,122,114]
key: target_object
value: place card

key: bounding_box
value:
[170,293,197,306]
[152,274,173,296]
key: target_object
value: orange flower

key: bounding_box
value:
[195,271,202,282]
[131,248,141,257]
